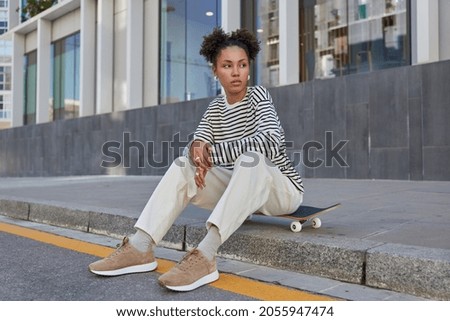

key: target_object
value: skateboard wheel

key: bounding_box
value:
[312,218,321,229]
[290,221,302,232]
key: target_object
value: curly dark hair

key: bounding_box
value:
[199,28,261,65]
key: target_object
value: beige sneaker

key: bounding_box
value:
[89,237,157,276]
[158,249,219,291]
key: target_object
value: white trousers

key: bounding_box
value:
[135,151,303,244]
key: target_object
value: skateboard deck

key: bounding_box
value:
[252,203,340,232]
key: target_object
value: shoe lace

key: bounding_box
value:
[106,237,128,259]
[177,249,203,272]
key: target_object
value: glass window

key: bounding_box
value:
[348,0,409,73]
[23,50,37,125]
[300,0,410,81]
[51,32,80,121]
[0,65,11,90]
[242,0,281,87]
[21,0,31,22]
[159,0,221,104]
[0,16,7,35]
[0,93,11,118]
[254,0,279,87]
[0,39,12,64]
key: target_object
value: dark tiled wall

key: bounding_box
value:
[0,60,449,180]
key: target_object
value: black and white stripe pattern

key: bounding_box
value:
[194,86,303,193]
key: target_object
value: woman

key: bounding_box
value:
[89,28,304,292]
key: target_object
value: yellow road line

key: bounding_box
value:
[0,222,114,257]
[0,222,336,301]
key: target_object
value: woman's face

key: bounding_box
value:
[214,46,250,103]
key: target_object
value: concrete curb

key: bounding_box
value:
[1,197,449,300]
[366,244,450,300]
[186,223,378,284]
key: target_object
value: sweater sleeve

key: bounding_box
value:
[183,101,215,158]
[210,86,282,165]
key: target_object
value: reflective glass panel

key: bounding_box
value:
[254,0,279,87]
[51,32,80,120]
[23,50,37,125]
[160,0,221,104]
[300,0,409,81]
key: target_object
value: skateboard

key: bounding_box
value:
[251,203,340,232]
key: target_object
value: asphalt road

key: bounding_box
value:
[0,231,253,301]
[1,218,448,321]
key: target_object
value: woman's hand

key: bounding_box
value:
[194,167,207,189]
[190,140,212,188]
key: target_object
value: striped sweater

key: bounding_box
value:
[192,85,303,193]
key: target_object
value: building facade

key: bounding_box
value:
[1,0,449,129]
[0,0,11,129]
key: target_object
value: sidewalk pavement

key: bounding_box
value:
[0,176,449,300]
